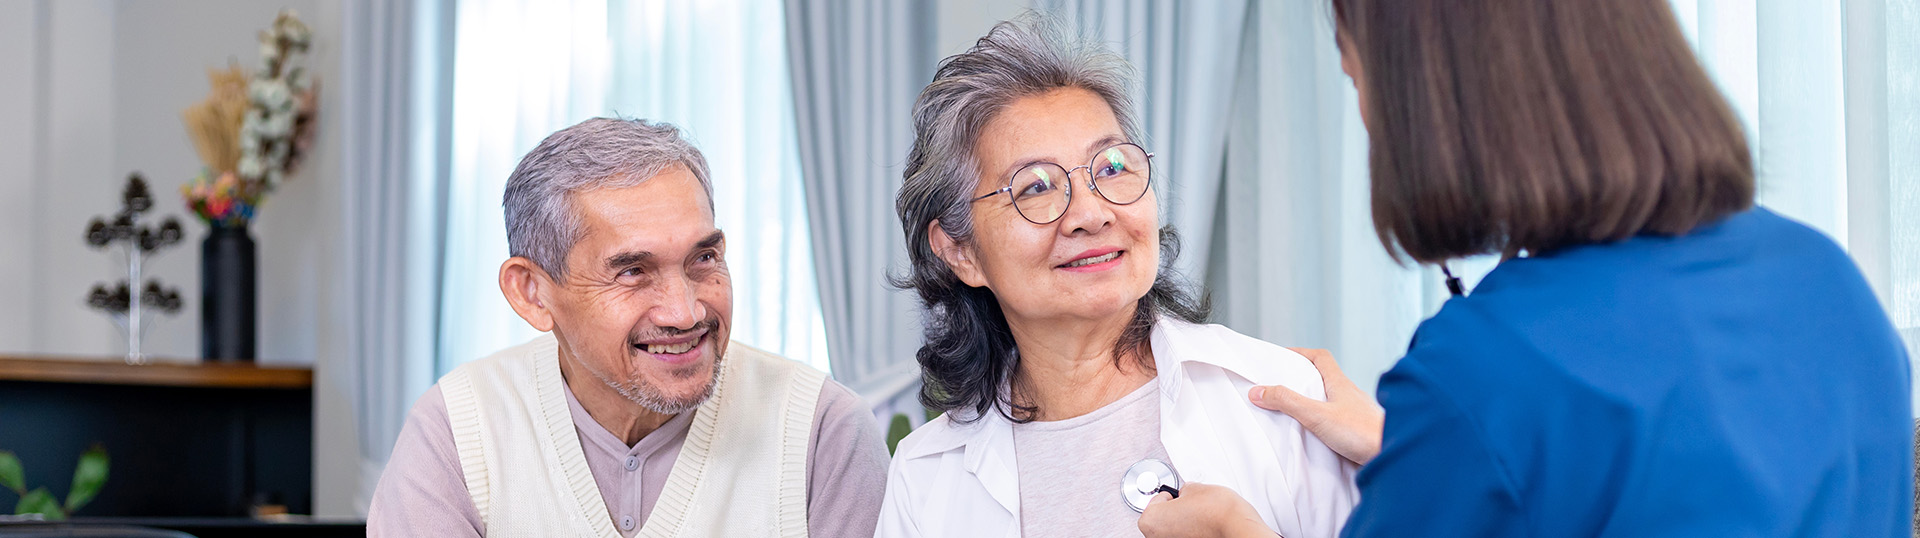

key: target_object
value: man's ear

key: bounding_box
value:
[499,257,557,332]
[930,219,987,288]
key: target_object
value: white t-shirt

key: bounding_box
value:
[1013,380,1169,538]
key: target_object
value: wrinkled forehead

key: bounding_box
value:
[565,169,718,266]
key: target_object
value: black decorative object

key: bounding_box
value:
[84,173,185,364]
[200,224,257,361]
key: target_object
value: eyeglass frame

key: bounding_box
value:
[967,142,1156,225]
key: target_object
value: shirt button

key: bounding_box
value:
[625,455,639,471]
[620,515,635,531]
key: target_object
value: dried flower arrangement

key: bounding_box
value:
[180,10,319,226]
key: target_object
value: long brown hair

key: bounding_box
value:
[1331,0,1755,263]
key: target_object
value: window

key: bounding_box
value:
[437,0,829,375]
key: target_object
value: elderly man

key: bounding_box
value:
[369,118,888,537]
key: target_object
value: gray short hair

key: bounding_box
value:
[503,118,713,279]
[893,14,1205,424]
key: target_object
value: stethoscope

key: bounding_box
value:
[1443,262,1466,297]
[1121,459,1182,513]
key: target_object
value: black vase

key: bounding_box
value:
[201,224,257,361]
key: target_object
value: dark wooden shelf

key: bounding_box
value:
[0,355,312,389]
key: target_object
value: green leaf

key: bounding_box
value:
[886,413,913,456]
[0,451,22,493]
[64,445,108,513]
[16,487,62,520]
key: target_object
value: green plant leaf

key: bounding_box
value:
[0,451,23,493]
[886,413,913,456]
[16,487,62,520]
[64,445,108,513]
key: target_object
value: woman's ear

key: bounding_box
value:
[499,257,557,332]
[930,219,987,288]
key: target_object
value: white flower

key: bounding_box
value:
[251,79,292,110]
[265,168,285,188]
[263,110,295,138]
[260,40,281,62]
[288,68,309,92]
[277,12,311,47]
[238,155,265,179]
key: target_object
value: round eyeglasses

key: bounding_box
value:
[969,142,1154,225]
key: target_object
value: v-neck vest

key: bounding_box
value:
[441,333,823,537]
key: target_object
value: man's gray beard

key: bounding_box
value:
[594,353,725,415]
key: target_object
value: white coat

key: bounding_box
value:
[877,318,1361,538]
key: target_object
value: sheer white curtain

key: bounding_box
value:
[1670,0,1920,407]
[338,0,450,513]
[438,0,829,375]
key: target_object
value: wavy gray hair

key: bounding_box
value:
[503,118,714,279]
[894,14,1207,424]
[897,15,1144,252]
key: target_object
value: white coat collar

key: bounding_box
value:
[890,316,1307,505]
[1149,317,1306,402]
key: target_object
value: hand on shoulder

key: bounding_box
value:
[1248,348,1384,465]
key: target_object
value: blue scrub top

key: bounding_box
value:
[1341,208,1913,537]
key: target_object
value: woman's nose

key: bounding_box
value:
[1055,167,1114,235]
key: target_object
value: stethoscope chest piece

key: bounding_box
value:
[1121,458,1181,513]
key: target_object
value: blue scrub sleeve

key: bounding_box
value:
[1340,358,1528,538]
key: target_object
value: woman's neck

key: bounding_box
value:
[1005,307,1155,422]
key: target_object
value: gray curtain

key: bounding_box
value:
[1205,0,1432,393]
[784,0,938,416]
[338,0,450,512]
[1036,0,1248,283]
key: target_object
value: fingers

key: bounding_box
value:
[1285,346,1352,385]
[1137,492,1173,537]
[1249,384,1318,414]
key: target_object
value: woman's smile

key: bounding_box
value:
[1058,248,1125,272]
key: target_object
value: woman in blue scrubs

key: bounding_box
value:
[1137,0,1914,536]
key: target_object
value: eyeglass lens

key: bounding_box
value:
[1007,143,1151,224]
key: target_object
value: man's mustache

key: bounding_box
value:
[628,318,721,345]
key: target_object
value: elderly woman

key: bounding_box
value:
[877,17,1359,538]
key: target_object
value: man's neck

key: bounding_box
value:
[556,349,677,446]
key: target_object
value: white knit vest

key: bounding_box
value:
[440,333,823,537]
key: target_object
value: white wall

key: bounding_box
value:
[0,0,42,352]
[0,0,123,360]
[0,0,355,517]
[0,0,344,368]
